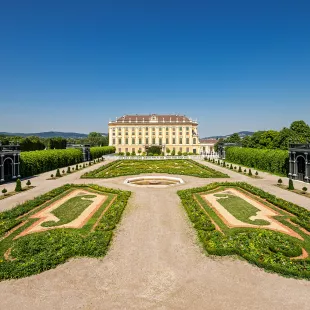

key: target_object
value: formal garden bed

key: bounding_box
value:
[0,184,130,280]
[81,159,229,179]
[178,182,310,279]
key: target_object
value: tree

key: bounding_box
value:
[171,149,176,156]
[15,179,22,192]
[86,132,108,147]
[258,130,279,149]
[288,179,294,190]
[166,148,171,155]
[225,133,241,144]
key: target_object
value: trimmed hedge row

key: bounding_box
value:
[90,146,115,159]
[178,182,310,279]
[225,147,289,175]
[20,149,83,177]
[0,184,131,279]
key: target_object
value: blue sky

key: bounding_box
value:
[0,0,309,136]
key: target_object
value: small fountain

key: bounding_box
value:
[124,176,184,187]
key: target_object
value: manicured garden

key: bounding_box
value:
[81,159,229,179]
[178,182,310,279]
[0,184,130,280]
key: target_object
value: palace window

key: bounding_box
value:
[179,138,183,144]
[159,138,162,145]
[166,138,169,144]
[152,138,156,144]
[112,139,115,144]
[146,138,149,144]
[173,138,176,144]
[118,138,122,144]
[193,138,196,144]
[132,138,135,144]
[125,138,128,144]
[186,138,189,144]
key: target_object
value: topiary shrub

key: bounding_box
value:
[238,166,242,173]
[26,180,31,187]
[302,187,307,194]
[15,179,22,192]
[230,164,233,169]
[50,174,54,178]
[76,164,79,170]
[2,188,7,196]
[244,169,246,173]
[255,171,258,176]
[248,169,252,176]
[278,178,282,184]
[62,170,65,174]
[56,168,61,177]
[234,166,237,170]
[288,179,294,190]
[67,167,71,174]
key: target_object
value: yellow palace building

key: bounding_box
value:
[108,114,201,155]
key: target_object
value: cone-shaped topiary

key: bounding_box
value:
[76,164,79,170]
[230,164,233,169]
[248,169,252,176]
[288,179,294,190]
[56,168,61,177]
[15,179,22,192]
[67,166,71,174]
[238,166,242,172]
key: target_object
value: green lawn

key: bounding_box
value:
[82,159,229,179]
[42,194,97,227]
[214,193,270,225]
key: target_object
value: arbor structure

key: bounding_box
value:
[289,143,310,183]
[0,142,21,183]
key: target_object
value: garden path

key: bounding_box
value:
[0,174,310,309]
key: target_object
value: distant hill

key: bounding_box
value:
[0,131,90,139]
[203,131,254,140]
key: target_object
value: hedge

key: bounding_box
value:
[90,146,115,159]
[225,147,289,175]
[20,149,83,177]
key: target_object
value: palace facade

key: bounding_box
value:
[108,114,203,154]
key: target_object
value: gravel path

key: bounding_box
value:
[0,175,309,310]
[0,159,310,309]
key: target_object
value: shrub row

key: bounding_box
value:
[225,147,289,175]
[20,149,83,177]
[90,146,115,159]
[178,182,310,279]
